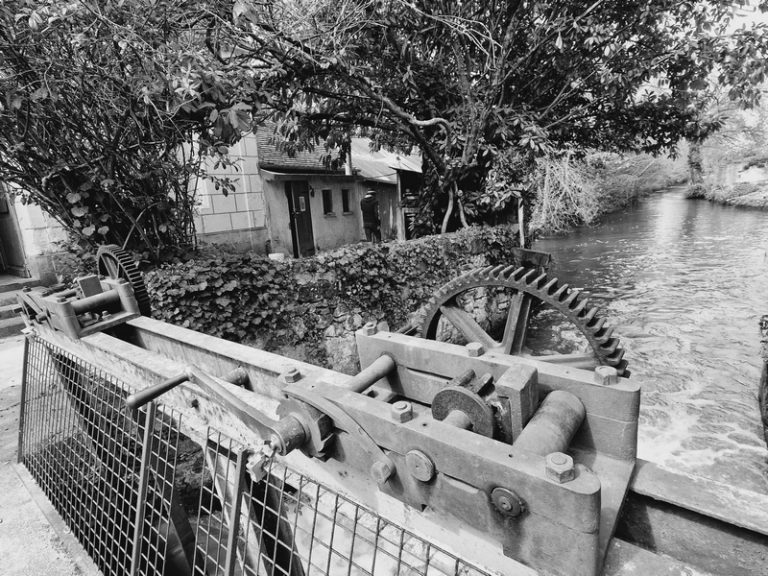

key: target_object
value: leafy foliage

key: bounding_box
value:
[0,1,241,260]
[148,225,519,366]
[200,0,768,231]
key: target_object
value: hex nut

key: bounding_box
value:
[490,487,524,517]
[545,452,575,483]
[361,321,378,336]
[371,459,395,484]
[390,400,414,423]
[594,365,619,386]
[279,368,302,384]
[465,342,485,357]
[405,450,435,482]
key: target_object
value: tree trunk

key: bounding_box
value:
[440,183,454,234]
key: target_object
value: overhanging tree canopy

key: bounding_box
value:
[208,0,768,231]
[0,1,245,259]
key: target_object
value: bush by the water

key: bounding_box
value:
[685,181,768,208]
[147,226,519,370]
[531,151,688,234]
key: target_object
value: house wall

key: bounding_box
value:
[263,175,363,256]
[194,135,270,252]
[11,197,68,283]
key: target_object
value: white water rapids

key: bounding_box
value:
[535,187,768,494]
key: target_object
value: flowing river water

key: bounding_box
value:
[534,186,768,494]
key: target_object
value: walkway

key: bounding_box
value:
[0,334,100,576]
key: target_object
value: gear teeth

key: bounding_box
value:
[500,265,517,277]
[521,268,538,283]
[531,273,548,289]
[606,348,626,365]
[589,317,605,332]
[595,327,614,340]
[572,300,588,316]
[510,267,528,281]
[600,337,620,355]
[420,263,629,377]
[564,292,580,309]
[553,285,570,301]
[96,245,151,316]
[543,278,559,294]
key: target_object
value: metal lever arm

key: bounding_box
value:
[126,365,308,455]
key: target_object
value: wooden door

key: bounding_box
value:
[285,181,315,258]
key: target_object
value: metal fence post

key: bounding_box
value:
[16,335,30,464]
[131,402,157,576]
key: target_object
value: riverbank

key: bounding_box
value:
[531,151,688,235]
[686,181,768,209]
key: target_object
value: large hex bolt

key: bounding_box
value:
[361,321,378,336]
[405,450,435,482]
[465,342,485,357]
[371,458,396,485]
[279,368,303,384]
[545,452,576,483]
[390,400,414,423]
[490,487,524,517]
[594,365,619,386]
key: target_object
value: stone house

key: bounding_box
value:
[195,132,422,256]
[0,131,422,284]
[0,186,67,284]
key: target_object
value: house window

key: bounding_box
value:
[341,189,351,213]
[322,189,334,214]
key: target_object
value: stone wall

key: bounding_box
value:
[148,225,520,373]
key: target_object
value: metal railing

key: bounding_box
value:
[18,335,491,576]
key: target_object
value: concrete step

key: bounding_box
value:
[0,316,25,339]
[0,291,22,308]
[0,302,21,321]
[0,276,40,295]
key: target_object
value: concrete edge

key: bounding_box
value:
[11,463,102,576]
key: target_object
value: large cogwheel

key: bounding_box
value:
[96,244,151,317]
[421,265,629,376]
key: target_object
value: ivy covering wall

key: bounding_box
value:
[147,226,520,372]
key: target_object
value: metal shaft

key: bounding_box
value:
[343,354,396,393]
[511,390,585,456]
[71,289,121,315]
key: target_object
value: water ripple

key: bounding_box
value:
[536,188,768,493]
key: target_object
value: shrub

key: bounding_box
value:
[147,226,520,369]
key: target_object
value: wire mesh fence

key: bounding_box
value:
[195,431,490,576]
[19,336,189,576]
[18,334,492,576]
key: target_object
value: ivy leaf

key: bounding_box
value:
[71,206,88,217]
[66,192,81,204]
[82,225,95,237]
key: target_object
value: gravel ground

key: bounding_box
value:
[0,334,100,576]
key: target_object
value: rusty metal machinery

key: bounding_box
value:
[14,252,768,576]
[419,264,629,376]
[96,244,152,316]
[17,273,143,339]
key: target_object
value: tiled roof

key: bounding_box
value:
[254,128,422,179]
[256,128,343,173]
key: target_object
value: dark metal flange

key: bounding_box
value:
[432,386,495,437]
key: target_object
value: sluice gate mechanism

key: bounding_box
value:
[14,249,768,576]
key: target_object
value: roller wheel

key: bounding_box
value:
[96,244,151,316]
[420,265,629,376]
